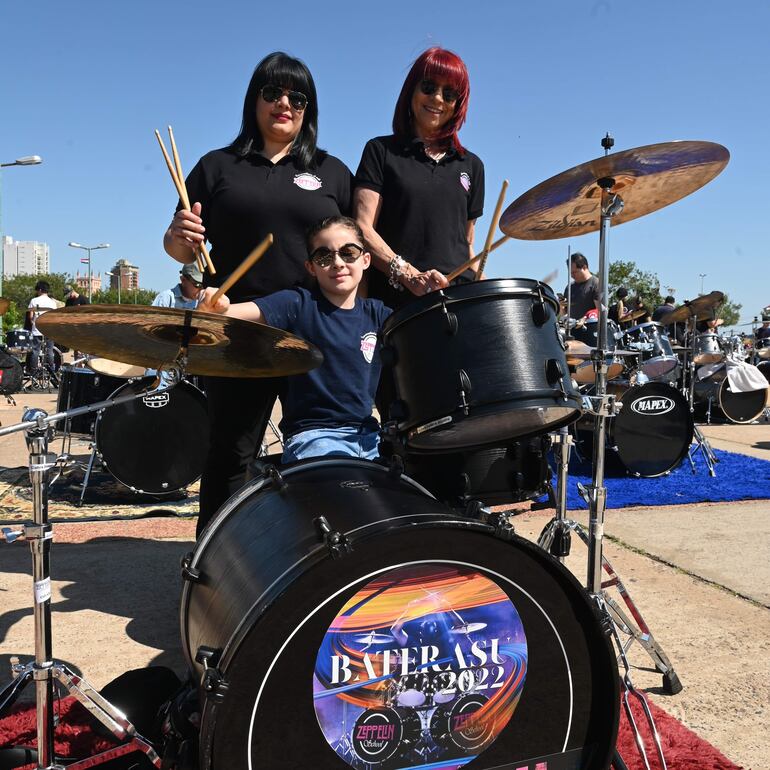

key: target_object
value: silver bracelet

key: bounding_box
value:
[388,255,407,291]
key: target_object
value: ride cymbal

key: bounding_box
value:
[37,305,323,378]
[500,141,729,240]
[660,291,725,324]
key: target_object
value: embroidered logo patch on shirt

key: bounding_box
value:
[293,173,323,191]
[460,172,471,192]
[360,332,377,364]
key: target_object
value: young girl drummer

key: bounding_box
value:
[198,216,390,464]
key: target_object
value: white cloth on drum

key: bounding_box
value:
[697,362,724,381]
[726,359,769,393]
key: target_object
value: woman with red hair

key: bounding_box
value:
[354,47,485,309]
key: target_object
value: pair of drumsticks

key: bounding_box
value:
[155,126,273,307]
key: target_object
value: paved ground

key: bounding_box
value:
[0,392,768,768]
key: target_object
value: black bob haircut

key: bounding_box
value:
[230,52,324,170]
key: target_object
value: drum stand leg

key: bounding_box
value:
[77,444,99,507]
[688,424,718,477]
[0,409,161,769]
[538,426,574,563]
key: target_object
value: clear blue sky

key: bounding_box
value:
[2,0,768,327]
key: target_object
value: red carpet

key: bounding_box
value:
[0,694,743,769]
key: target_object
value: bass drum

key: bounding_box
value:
[580,381,693,477]
[381,279,582,452]
[95,377,208,494]
[181,459,618,770]
[56,366,128,435]
[695,375,768,424]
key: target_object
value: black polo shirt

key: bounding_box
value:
[355,135,484,303]
[180,147,352,301]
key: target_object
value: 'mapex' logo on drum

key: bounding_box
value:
[142,392,170,409]
[631,396,675,416]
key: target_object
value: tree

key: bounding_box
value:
[717,294,742,327]
[1,273,71,330]
[92,287,158,305]
[608,260,663,314]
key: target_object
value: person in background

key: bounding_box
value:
[652,295,676,322]
[162,51,352,532]
[27,280,58,379]
[755,313,770,341]
[354,47,484,310]
[152,263,203,310]
[608,287,630,324]
[64,285,89,307]
[564,252,600,321]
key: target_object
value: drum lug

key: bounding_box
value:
[262,463,287,492]
[484,509,515,540]
[531,287,550,327]
[439,297,458,335]
[314,515,352,559]
[180,551,201,583]
[457,370,472,414]
[545,359,568,398]
[195,646,229,703]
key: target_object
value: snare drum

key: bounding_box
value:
[95,377,208,494]
[692,332,723,365]
[622,322,678,378]
[381,279,582,451]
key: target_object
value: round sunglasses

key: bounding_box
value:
[309,244,364,268]
[260,84,308,112]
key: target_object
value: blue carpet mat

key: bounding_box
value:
[541,448,770,509]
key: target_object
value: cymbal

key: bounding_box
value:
[620,309,647,323]
[0,297,9,316]
[36,305,323,378]
[660,291,725,324]
[565,339,592,365]
[500,141,729,240]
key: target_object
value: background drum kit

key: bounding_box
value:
[0,136,748,770]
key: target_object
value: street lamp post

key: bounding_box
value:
[698,273,707,295]
[68,242,110,302]
[105,271,121,304]
[0,155,43,334]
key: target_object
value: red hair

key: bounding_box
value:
[392,47,471,154]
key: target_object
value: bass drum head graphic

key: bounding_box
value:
[313,564,527,768]
[199,528,617,769]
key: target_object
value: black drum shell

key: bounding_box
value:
[404,435,552,507]
[381,278,582,452]
[94,377,208,494]
[695,375,769,424]
[579,381,693,477]
[181,458,618,770]
[56,367,128,435]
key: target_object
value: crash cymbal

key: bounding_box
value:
[565,339,593,365]
[36,305,323,378]
[500,141,729,240]
[0,297,9,316]
[660,291,725,324]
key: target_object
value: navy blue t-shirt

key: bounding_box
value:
[256,287,391,438]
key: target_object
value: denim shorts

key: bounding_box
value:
[282,426,380,464]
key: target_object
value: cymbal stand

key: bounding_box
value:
[684,316,718,475]
[0,367,182,769]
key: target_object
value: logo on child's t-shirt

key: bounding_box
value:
[360,332,377,364]
[293,173,323,191]
[460,172,471,192]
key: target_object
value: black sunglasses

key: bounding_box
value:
[260,84,308,112]
[309,244,364,268]
[419,79,459,104]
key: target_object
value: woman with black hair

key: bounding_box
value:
[354,47,485,310]
[164,51,352,535]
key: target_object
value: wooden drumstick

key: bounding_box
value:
[155,129,212,274]
[446,235,510,282]
[474,179,509,279]
[167,126,215,275]
[209,234,274,308]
